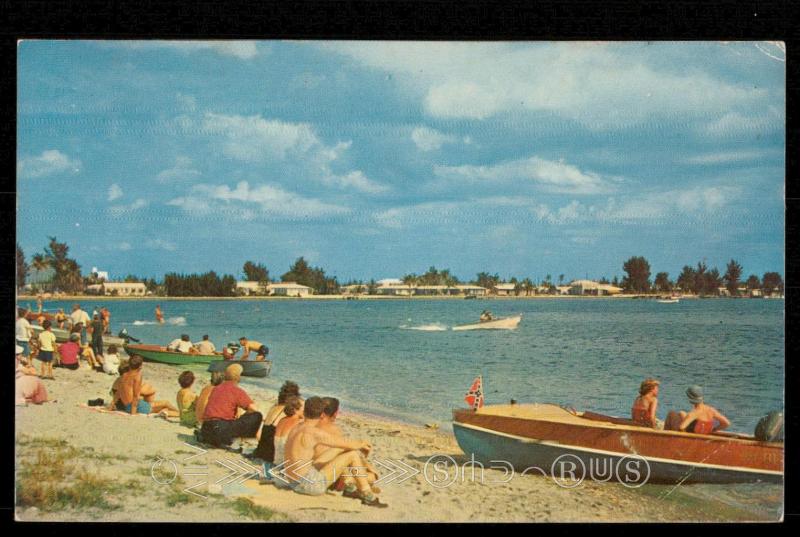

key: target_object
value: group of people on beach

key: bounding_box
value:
[169,367,387,507]
[631,378,731,434]
[15,304,122,387]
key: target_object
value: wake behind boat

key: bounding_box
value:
[452,314,522,331]
[452,403,783,484]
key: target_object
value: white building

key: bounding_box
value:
[569,280,623,296]
[455,285,488,297]
[269,282,312,297]
[236,281,269,296]
[91,267,109,281]
[494,283,517,296]
[376,278,414,296]
[101,282,147,296]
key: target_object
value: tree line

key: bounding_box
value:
[16,239,785,298]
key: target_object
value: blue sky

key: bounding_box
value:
[17,41,785,283]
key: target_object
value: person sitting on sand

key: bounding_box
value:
[238,337,268,361]
[177,371,199,428]
[480,310,494,322]
[272,395,304,467]
[631,378,663,429]
[195,371,224,428]
[16,345,49,405]
[56,333,82,371]
[250,381,301,464]
[102,344,121,375]
[82,341,104,371]
[279,396,387,507]
[664,385,731,434]
[313,397,381,493]
[194,335,216,355]
[109,362,129,409]
[117,355,179,417]
[36,320,57,380]
[263,381,301,428]
[199,363,263,448]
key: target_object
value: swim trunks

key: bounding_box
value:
[37,350,53,363]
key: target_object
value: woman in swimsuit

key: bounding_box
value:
[631,378,662,428]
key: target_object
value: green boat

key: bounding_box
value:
[123,344,219,365]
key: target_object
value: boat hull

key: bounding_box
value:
[207,360,272,378]
[453,315,521,331]
[123,344,218,365]
[452,405,782,485]
[31,324,126,349]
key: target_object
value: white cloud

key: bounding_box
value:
[156,156,201,182]
[202,112,389,194]
[411,126,457,151]
[701,106,783,138]
[322,42,774,127]
[107,183,123,201]
[434,156,612,195]
[167,181,350,219]
[17,150,80,178]
[146,239,176,251]
[117,41,260,60]
[108,198,147,217]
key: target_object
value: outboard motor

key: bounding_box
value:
[117,328,141,343]
[755,411,784,442]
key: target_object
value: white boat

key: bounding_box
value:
[657,298,679,304]
[31,324,127,349]
[452,314,522,331]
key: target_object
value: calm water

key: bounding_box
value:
[35,297,784,434]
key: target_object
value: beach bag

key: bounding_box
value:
[252,424,276,462]
[754,411,784,442]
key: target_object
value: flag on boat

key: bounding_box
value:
[465,376,484,410]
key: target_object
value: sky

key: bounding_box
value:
[17,41,785,283]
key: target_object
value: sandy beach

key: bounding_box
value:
[14,361,781,522]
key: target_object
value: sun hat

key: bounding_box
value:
[686,385,704,404]
[15,345,24,355]
[69,333,80,342]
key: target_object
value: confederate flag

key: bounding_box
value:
[464,376,484,410]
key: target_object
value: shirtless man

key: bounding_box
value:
[313,397,381,493]
[155,305,164,324]
[116,355,178,416]
[665,385,731,434]
[280,396,387,507]
[238,337,268,361]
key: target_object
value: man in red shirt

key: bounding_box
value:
[200,363,262,448]
[57,333,82,370]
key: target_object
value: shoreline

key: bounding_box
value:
[15,361,782,522]
[17,294,728,302]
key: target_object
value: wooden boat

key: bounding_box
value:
[207,360,272,378]
[123,344,219,365]
[452,403,782,484]
[452,314,522,331]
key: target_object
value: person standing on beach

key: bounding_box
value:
[155,305,164,324]
[280,396,387,507]
[69,304,90,345]
[55,309,67,330]
[101,306,111,334]
[199,363,263,448]
[36,320,57,379]
[89,314,105,360]
[16,310,32,358]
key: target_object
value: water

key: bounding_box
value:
[35,298,784,434]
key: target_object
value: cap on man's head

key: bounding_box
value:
[16,345,24,355]
[69,333,80,342]
[686,385,704,404]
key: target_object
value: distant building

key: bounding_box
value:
[100,282,147,296]
[569,280,623,296]
[494,283,517,296]
[91,267,109,281]
[556,286,571,295]
[341,284,368,295]
[269,282,312,297]
[455,285,488,297]
[376,278,414,296]
[236,281,269,296]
